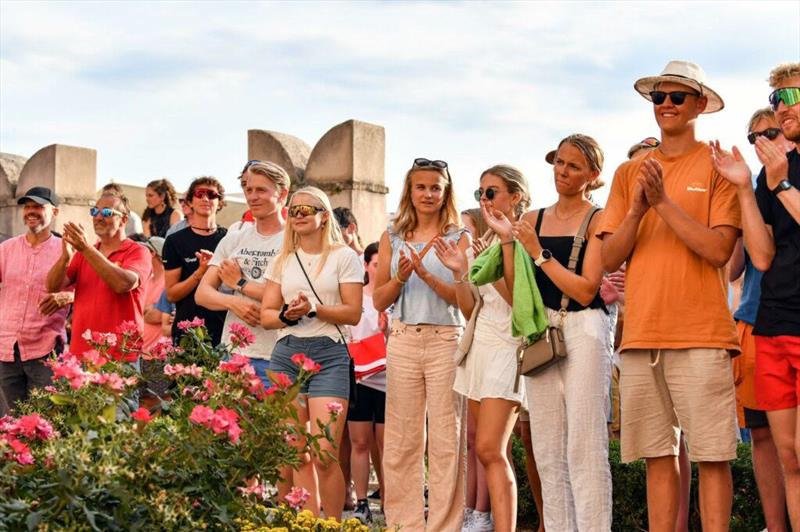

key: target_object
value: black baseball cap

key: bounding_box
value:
[17,186,58,207]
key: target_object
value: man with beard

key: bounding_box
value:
[0,187,71,414]
[712,62,800,530]
[46,190,152,356]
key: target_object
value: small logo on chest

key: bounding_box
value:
[686,181,707,193]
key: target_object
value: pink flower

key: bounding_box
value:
[326,402,344,416]
[81,349,109,368]
[290,353,308,367]
[164,363,203,379]
[143,338,180,362]
[132,407,153,423]
[116,320,140,337]
[292,353,321,373]
[177,317,205,332]
[44,385,57,393]
[219,354,255,375]
[284,486,310,510]
[228,323,256,348]
[10,414,56,441]
[50,354,90,390]
[271,372,293,390]
[82,330,118,349]
[189,405,214,425]
[238,477,268,499]
[5,437,34,465]
[209,407,242,444]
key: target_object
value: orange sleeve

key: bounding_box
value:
[709,171,742,230]
[597,165,630,237]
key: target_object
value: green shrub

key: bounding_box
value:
[512,437,765,531]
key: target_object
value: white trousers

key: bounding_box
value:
[524,307,613,532]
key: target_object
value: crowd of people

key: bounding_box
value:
[0,59,798,532]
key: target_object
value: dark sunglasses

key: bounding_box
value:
[413,158,448,170]
[288,204,325,218]
[242,159,262,173]
[474,188,499,201]
[768,87,800,111]
[649,90,699,106]
[90,207,124,218]
[193,188,221,200]
[747,127,782,145]
[639,137,660,147]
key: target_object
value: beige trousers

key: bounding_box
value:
[383,322,466,531]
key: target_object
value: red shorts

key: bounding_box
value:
[755,335,800,411]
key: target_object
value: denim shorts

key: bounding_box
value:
[270,335,350,399]
[249,358,270,387]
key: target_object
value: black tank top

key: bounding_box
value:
[147,206,174,238]
[533,209,607,313]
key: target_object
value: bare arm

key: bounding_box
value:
[413,233,471,306]
[260,280,286,330]
[79,245,141,293]
[315,283,363,326]
[373,231,406,312]
[144,305,164,325]
[165,250,212,303]
[169,209,183,227]
[728,238,745,283]
[433,238,476,319]
[46,239,74,292]
[600,183,649,273]
[195,265,261,327]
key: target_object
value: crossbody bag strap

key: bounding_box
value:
[559,206,601,312]
[294,252,348,344]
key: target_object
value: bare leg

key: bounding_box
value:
[374,423,385,502]
[646,455,680,532]
[348,421,374,500]
[516,418,545,532]
[767,407,800,530]
[697,461,732,532]
[475,398,519,532]
[465,405,478,511]
[308,397,349,520]
[339,425,355,511]
[750,425,788,532]
[287,395,321,515]
[674,435,691,532]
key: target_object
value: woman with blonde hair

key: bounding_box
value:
[436,164,530,532]
[485,135,613,530]
[142,178,182,237]
[374,158,471,531]
[261,186,364,520]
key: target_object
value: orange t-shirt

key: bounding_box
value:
[598,142,740,352]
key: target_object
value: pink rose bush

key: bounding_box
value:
[0,317,341,530]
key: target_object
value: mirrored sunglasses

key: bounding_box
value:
[90,207,125,218]
[768,87,800,111]
[288,204,325,218]
[193,188,221,200]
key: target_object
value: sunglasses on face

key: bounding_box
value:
[768,87,800,111]
[288,204,325,218]
[649,90,699,106]
[474,187,500,201]
[747,127,782,145]
[90,207,124,218]
[413,158,448,170]
[193,188,221,200]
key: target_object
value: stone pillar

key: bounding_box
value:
[248,130,311,183]
[0,144,97,240]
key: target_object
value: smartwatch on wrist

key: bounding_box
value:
[534,249,552,267]
[772,179,794,196]
[307,301,318,318]
[235,278,248,293]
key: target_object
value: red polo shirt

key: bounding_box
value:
[66,239,152,355]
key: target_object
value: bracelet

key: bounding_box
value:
[454,271,470,284]
[278,305,300,327]
[500,240,514,246]
[394,272,407,285]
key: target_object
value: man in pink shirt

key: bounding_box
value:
[46,190,152,356]
[0,187,72,414]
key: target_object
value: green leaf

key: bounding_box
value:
[101,404,116,423]
[49,393,74,405]
[25,510,43,531]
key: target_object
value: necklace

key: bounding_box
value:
[191,225,217,232]
[553,205,584,221]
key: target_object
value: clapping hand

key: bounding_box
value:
[710,140,752,188]
[285,292,312,321]
[481,203,513,239]
[62,222,90,253]
[471,237,489,257]
[511,219,541,256]
[219,259,243,290]
[754,135,789,189]
[434,238,468,278]
[638,159,667,207]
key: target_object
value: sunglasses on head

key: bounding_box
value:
[768,87,800,111]
[413,158,448,170]
[288,204,325,218]
[193,188,221,200]
[90,207,124,218]
[747,127,782,145]
[474,188,499,201]
[649,90,699,106]
[640,137,660,147]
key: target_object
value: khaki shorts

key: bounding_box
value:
[620,348,738,463]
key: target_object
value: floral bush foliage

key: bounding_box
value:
[0,320,344,531]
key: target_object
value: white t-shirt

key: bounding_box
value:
[210,225,283,360]
[267,245,364,342]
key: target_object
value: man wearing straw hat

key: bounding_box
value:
[599,61,740,532]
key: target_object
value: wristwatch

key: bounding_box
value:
[307,301,318,319]
[534,249,553,267]
[235,278,248,293]
[772,179,794,196]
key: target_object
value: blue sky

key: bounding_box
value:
[1,1,798,212]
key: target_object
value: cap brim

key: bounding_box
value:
[545,150,556,165]
[17,195,51,206]
[634,75,724,114]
